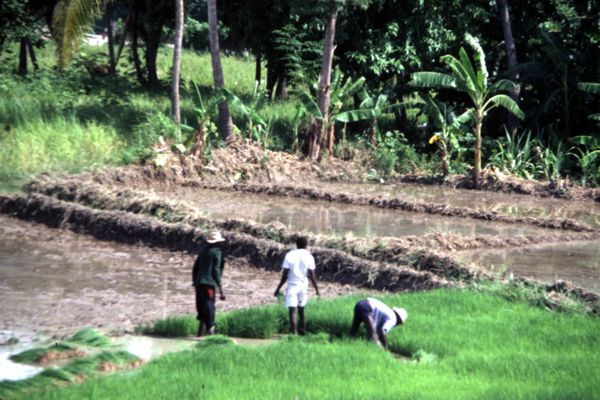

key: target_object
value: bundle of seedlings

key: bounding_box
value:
[9,328,111,364]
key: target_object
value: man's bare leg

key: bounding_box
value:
[298,307,306,335]
[288,307,298,334]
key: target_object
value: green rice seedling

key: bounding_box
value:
[67,328,111,348]
[23,289,600,400]
[196,335,234,349]
[9,342,77,363]
[219,306,285,338]
[149,315,198,337]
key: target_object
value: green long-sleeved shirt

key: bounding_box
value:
[192,246,224,288]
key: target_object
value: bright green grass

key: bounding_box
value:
[0,44,261,189]
[0,114,122,181]
[32,289,600,400]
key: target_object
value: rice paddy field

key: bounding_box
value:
[5,290,597,400]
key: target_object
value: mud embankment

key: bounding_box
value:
[0,194,448,292]
[195,183,597,232]
[394,173,600,203]
[24,179,600,269]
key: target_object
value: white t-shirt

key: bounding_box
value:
[282,248,315,287]
[367,297,397,334]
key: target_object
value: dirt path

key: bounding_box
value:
[0,216,364,337]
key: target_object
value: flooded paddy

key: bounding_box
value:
[150,186,546,237]
[0,215,359,337]
[460,240,600,292]
[319,182,600,229]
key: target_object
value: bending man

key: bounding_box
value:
[350,297,407,350]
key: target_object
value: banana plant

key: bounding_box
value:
[413,95,463,177]
[571,135,600,186]
[300,69,372,159]
[221,88,275,149]
[409,33,524,187]
[299,81,398,158]
[578,82,600,123]
[180,81,219,161]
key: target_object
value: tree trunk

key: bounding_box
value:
[275,76,288,99]
[131,8,146,85]
[18,37,27,75]
[26,39,39,71]
[115,5,133,68]
[441,145,449,177]
[255,53,261,86]
[208,0,234,142]
[106,2,116,73]
[145,26,161,85]
[171,0,184,128]
[266,58,277,99]
[474,113,483,188]
[327,122,335,160]
[310,10,338,161]
[498,0,520,133]
[144,0,164,85]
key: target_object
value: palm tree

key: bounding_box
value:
[171,0,184,129]
[309,7,337,160]
[409,33,524,188]
[497,0,520,133]
[52,0,103,67]
[207,0,234,143]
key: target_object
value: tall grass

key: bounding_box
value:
[0,44,263,189]
[0,114,122,181]
[28,289,599,399]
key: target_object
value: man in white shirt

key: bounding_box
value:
[350,297,407,350]
[274,236,320,335]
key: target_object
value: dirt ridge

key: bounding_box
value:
[0,193,449,292]
[24,178,600,264]
[196,183,597,233]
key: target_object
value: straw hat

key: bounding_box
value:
[393,307,408,325]
[205,230,225,243]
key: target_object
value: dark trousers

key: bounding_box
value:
[350,299,376,338]
[195,285,216,328]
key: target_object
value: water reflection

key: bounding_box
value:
[460,240,600,292]
[319,182,600,229]
[161,187,544,237]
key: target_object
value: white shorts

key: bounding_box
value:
[285,285,308,308]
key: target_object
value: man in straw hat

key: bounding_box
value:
[350,297,407,350]
[192,230,226,337]
[274,236,320,335]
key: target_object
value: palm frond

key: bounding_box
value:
[578,82,600,95]
[484,94,525,119]
[465,33,488,89]
[298,91,323,120]
[457,47,479,93]
[52,0,103,66]
[409,72,468,92]
[489,79,517,93]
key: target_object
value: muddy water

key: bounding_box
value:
[0,331,43,381]
[459,241,600,292]
[319,182,600,229]
[0,215,361,337]
[153,187,545,237]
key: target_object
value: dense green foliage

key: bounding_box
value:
[0,0,598,187]
[22,289,600,399]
